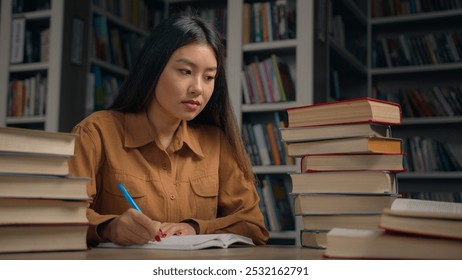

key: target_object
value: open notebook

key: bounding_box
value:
[97,234,255,250]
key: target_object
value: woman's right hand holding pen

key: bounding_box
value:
[98,208,164,245]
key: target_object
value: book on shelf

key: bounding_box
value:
[0,224,88,253]
[0,126,76,156]
[285,97,402,128]
[0,173,90,200]
[286,136,402,157]
[10,17,26,64]
[280,122,392,143]
[290,171,397,194]
[379,198,462,239]
[0,152,71,176]
[300,229,329,249]
[324,228,462,260]
[302,214,382,231]
[93,15,113,63]
[293,193,398,215]
[0,198,89,224]
[260,176,281,231]
[40,28,50,62]
[98,233,255,251]
[268,176,295,231]
[300,153,406,172]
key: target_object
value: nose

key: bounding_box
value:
[189,76,203,96]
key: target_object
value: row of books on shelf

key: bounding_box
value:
[372,85,462,118]
[403,137,462,172]
[242,113,293,166]
[256,175,295,232]
[92,0,153,31]
[373,31,462,68]
[329,15,367,65]
[92,15,146,69]
[0,126,90,253]
[87,65,121,112]
[10,17,50,64]
[241,54,295,104]
[242,0,295,44]
[12,0,50,13]
[371,0,462,18]
[7,74,47,117]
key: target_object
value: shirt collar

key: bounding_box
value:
[124,112,204,158]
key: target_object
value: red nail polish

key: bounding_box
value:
[154,235,161,242]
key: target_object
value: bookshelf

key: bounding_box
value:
[0,0,89,132]
[369,1,462,201]
[86,0,161,115]
[313,0,368,103]
[314,0,462,201]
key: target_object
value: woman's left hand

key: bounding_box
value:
[159,222,197,238]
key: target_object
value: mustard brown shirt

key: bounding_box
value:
[69,110,269,246]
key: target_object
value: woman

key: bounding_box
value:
[69,15,269,246]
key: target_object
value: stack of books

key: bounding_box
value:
[281,97,405,249]
[0,127,90,253]
[324,198,462,259]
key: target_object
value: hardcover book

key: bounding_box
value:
[286,136,402,157]
[302,214,382,231]
[293,193,398,215]
[0,152,71,176]
[324,228,462,259]
[0,173,90,200]
[0,198,89,224]
[0,224,88,253]
[379,198,462,239]
[300,153,406,172]
[0,126,76,156]
[280,122,392,142]
[285,97,402,128]
[300,229,329,249]
[290,171,397,194]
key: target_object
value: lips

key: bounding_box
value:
[182,100,200,106]
[182,99,201,110]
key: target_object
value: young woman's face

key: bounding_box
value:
[151,43,217,123]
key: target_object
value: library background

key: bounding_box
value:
[0,0,461,246]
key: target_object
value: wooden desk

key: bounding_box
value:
[0,245,325,260]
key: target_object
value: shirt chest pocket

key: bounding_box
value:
[101,172,149,214]
[189,173,219,219]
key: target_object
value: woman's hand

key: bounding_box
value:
[99,208,162,245]
[160,222,197,238]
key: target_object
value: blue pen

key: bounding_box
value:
[117,182,142,213]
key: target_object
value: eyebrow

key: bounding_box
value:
[174,58,217,71]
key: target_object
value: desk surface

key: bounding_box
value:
[0,245,325,260]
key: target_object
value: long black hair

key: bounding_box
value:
[110,15,254,181]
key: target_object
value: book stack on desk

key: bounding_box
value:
[282,97,405,249]
[324,198,462,259]
[0,127,90,253]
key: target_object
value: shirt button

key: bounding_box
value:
[169,194,176,200]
